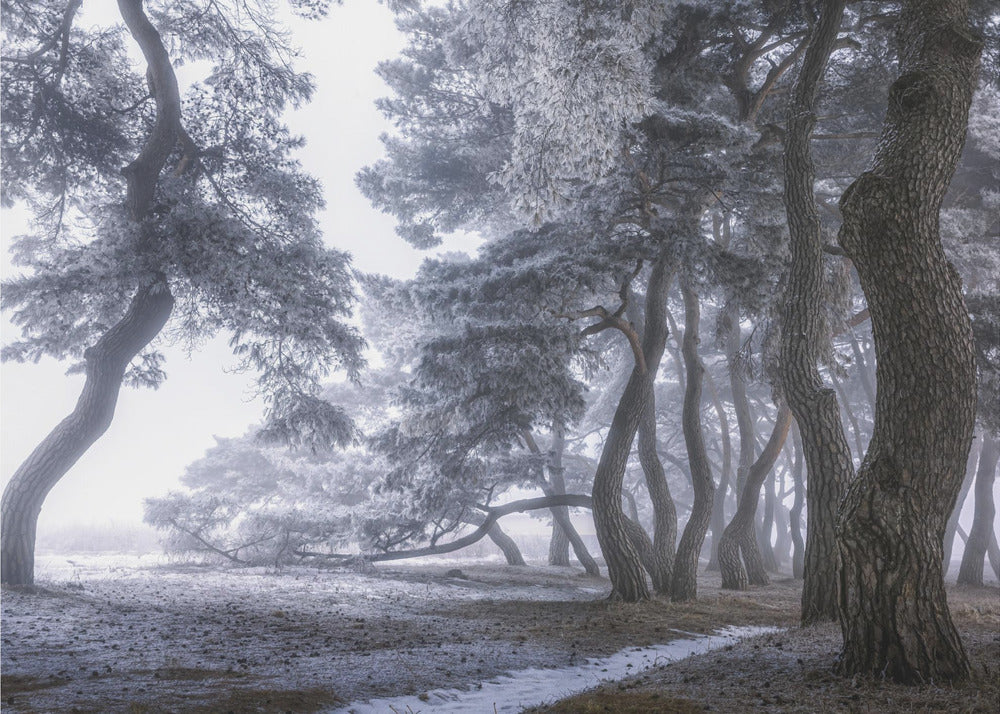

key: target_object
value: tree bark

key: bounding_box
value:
[835,0,982,683]
[591,250,676,601]
[486,522,526,566]
[757,466,779,573]
[706,307,736,572]
[719,404,792,590]
[957,434,998,585]
[671,276,715,602]
[548,521,570,566]
[943,439,980,574]
[779,0,854,624]
[789,421,805,580]
[1,0,182,585]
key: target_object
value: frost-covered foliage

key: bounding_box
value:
[1,0,364,448]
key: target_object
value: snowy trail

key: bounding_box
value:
[332,626,780,713]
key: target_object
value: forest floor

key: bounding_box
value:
[1,553,997,713]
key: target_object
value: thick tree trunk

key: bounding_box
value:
[671,277,715,602]
[943,440,980,574]
[719,404,792,590]
[548,522,570,566]
[487,522,526,566]
[779,0,854,625]
[957,434,998,585]
[591,251,676,601]
[835,0,982,683]
[1,284,174,584]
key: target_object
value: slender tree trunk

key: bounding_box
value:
[774,502,792,568]
[789,421,805,580]
[719,404,792,590]
[487,522,526,566]
[830,371,865,462]
[758,468,779,573]
[545,428,574,567]
[637,385,677,594]
[1,0,183,585]
[943,440,980,574]
[591,250,676,601]
[706,311,735,571]
[779,0,855,624]
[835,0,982,683]
[957,434,998,585]
[671,276,715,602]
[987,531,1000,582]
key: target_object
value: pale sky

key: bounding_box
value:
[0,1,447,533]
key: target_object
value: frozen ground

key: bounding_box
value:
[1,553,795,713]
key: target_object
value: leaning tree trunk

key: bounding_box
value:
[671,276,715,602]
[545,428,582,569]
[957,433,998,585]
[779,0,855,624]
[1,0,183,586]
[719,404,792,590]
[0,286,173,585]
[943,440,980,574]
[591,250,676,601]
[523,429,600,576]
[487,522,526,566]
[835,0,982,683]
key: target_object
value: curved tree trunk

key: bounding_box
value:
[1,0,183,586]
[719,404,792,590]
[636,378,677,594]
[523,429,600,576]
[779,0,854,625]
[591,251,676,601]
[957,434,998,585]
[835,0,982,683]
[671,276,715,602]
[943,440,980,574]
[757,468,779,573]
[1,286,174,585]
[487,522,526,566]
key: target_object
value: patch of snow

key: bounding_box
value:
[331,626,780,713]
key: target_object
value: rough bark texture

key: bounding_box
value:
[719,404,792,590]
[957,434,998,585]
[590,251,676,601]
[548,521,571,566]
[1,0,181,585]
[779,0,854,624]
[943,440,980,573]
[834,0,982,683]
[671,276,715,602]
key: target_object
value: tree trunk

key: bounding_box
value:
[487,522,526,566]
[636,385,676,594]
[1,0,185,586]
[706,306,736,572]
[835,0,982,683]
[789,421,806,580]
[943,440,980,574]
[548,522,570,566]
[1,285,174,584]
[779,0,854,625]
[988,531,1000,582]
[758,467,779,573]
[671,276,715,602]
[957,434,998,585]
[719,404,792,590]
[591,250,676,601]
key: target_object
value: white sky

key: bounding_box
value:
[0,1,454,532]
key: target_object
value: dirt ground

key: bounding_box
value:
[1,554,997,713]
